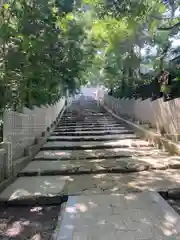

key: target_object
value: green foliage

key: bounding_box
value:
[0,0,96,111]
[80,0,180,100]
[1,0,180,110]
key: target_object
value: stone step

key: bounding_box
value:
[61,116,114,118]
[56,123,125,128]
[0,176,67,205]
[61,113,112,116]
[19,159,142,176]
[58,120,117,125]
[62,115,113,118]
[54,126,126,132]
[19,156,180,177]
[35,147,167,160]
[64,169,180,195]
[56,125,122,129]
[51,129,134,136]
[63,114,109,117]
[34,149,132,160]
[63,115,109,118]
[65,110,103,114]
[20,159,143,176]
[55,192,180,240]
[41,139,153,151]
[47,134,139,142]
[57,122,119,126]
[60,119,115,122]
[60,117,117,120]
[60,117,115,120]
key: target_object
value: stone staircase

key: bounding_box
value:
[1,97,180,239]
[1,96,180,202]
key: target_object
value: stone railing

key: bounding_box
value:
[0,97,67,184]
[99,92,180,137]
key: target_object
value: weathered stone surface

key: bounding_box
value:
[3,97,180,239]
[19,156,180,176]
[51,129,134,136]
[0,176,66,205]
[56,123,124,128]
[34,147,170,160]
[64,169,180,195]
[59,120,117,125]
[20,161,72,175]
[55,126,126,131]
[56,192,180,240]
[48,134,138,141]
[42,139,152,150]
[34,149,132,160]
[57,121,117,126]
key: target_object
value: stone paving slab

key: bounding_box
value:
[51,130,134,136]
[62,112,111,116]
[34,148,171,160]
[56,124,124,128]
[57,123,119,127]
[57,192,180,240]
[0,176,66,205]
[64,169,180,195]
[59,116,115,120]
[61,116,116,123]
[55,126,126,131]
[59,119,117,124]
[34,149,132,160]
[48,134,139,141]
[42,139,152,150]
[20,159,147,176]
[63,112,107,116]
[54,127,127,133]
[20,155,180,176]
[59,120,117,123]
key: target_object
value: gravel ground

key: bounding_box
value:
[0,205,61,240]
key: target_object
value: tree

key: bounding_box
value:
[0,0,95,110]
[80,0,180,99]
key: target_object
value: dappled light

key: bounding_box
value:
[0,205,60,239]
[58,192,180,239]
[22,98,180,238]
[102,139,151,147]
[0,177,66,202]
[1,0,180,238]
[61,169,180,196]
[35,150,72,160]
[2,96,180,239]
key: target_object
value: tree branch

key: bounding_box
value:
[158,21,180,30]
[152,15,174,20]
[171,54,180,62]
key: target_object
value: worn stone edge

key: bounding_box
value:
[103,105,180,155]
[54,196,77,240]
[150,191,180,234]
[0,104,67,193]
[0,194,66,207]
[17,162,180,177]
[51,201,68,240]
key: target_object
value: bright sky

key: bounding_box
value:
[141,36,180,58]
